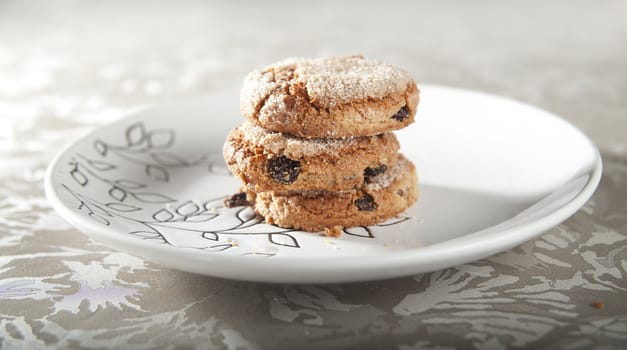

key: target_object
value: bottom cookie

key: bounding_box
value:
[251,155,418,232]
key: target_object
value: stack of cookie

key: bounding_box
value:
[223,55,419,235]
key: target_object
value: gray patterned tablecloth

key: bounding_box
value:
[1,1,626,349]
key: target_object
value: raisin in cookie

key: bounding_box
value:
[240,55,419,138]
[223,121,400,192]
[250,154,418,232]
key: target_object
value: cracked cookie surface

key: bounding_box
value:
[223,121,400,192]
[240,55,419,138]
[250,154,418,232]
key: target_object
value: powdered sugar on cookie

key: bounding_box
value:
[294,55,413,107]
[240,54,419,139]
[251,55,413,107]
[239,121,397,159]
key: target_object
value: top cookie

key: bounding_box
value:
[240,55,419,138]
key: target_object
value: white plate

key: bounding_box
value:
[45,85,602,283]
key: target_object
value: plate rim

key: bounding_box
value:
[44,84,603,283]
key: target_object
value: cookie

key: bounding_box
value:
[240,55,419,138]
[223,121,400,192]
[250,155,418,232]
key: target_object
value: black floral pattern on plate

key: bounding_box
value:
[63,122,409,255]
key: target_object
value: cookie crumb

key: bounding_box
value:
[324,226,343,237]
[591,301,604,309]
[224,192,249,208]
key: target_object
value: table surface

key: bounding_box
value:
[1,0,626,349]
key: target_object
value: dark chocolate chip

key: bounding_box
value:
[355,194,377,211]
[397,189,404,197]
[391,105,410,121]
[364,164,388,182]
[224,192,249,208]
[268,156,301,184]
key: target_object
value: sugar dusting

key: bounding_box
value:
[238,121,395,158]
[242,55,414,111]
[294,55,413,106]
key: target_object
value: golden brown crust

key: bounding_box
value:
[240,55,419,138]
[226,55,421,233]
[250,155,418,232]
[223,121,400,192]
